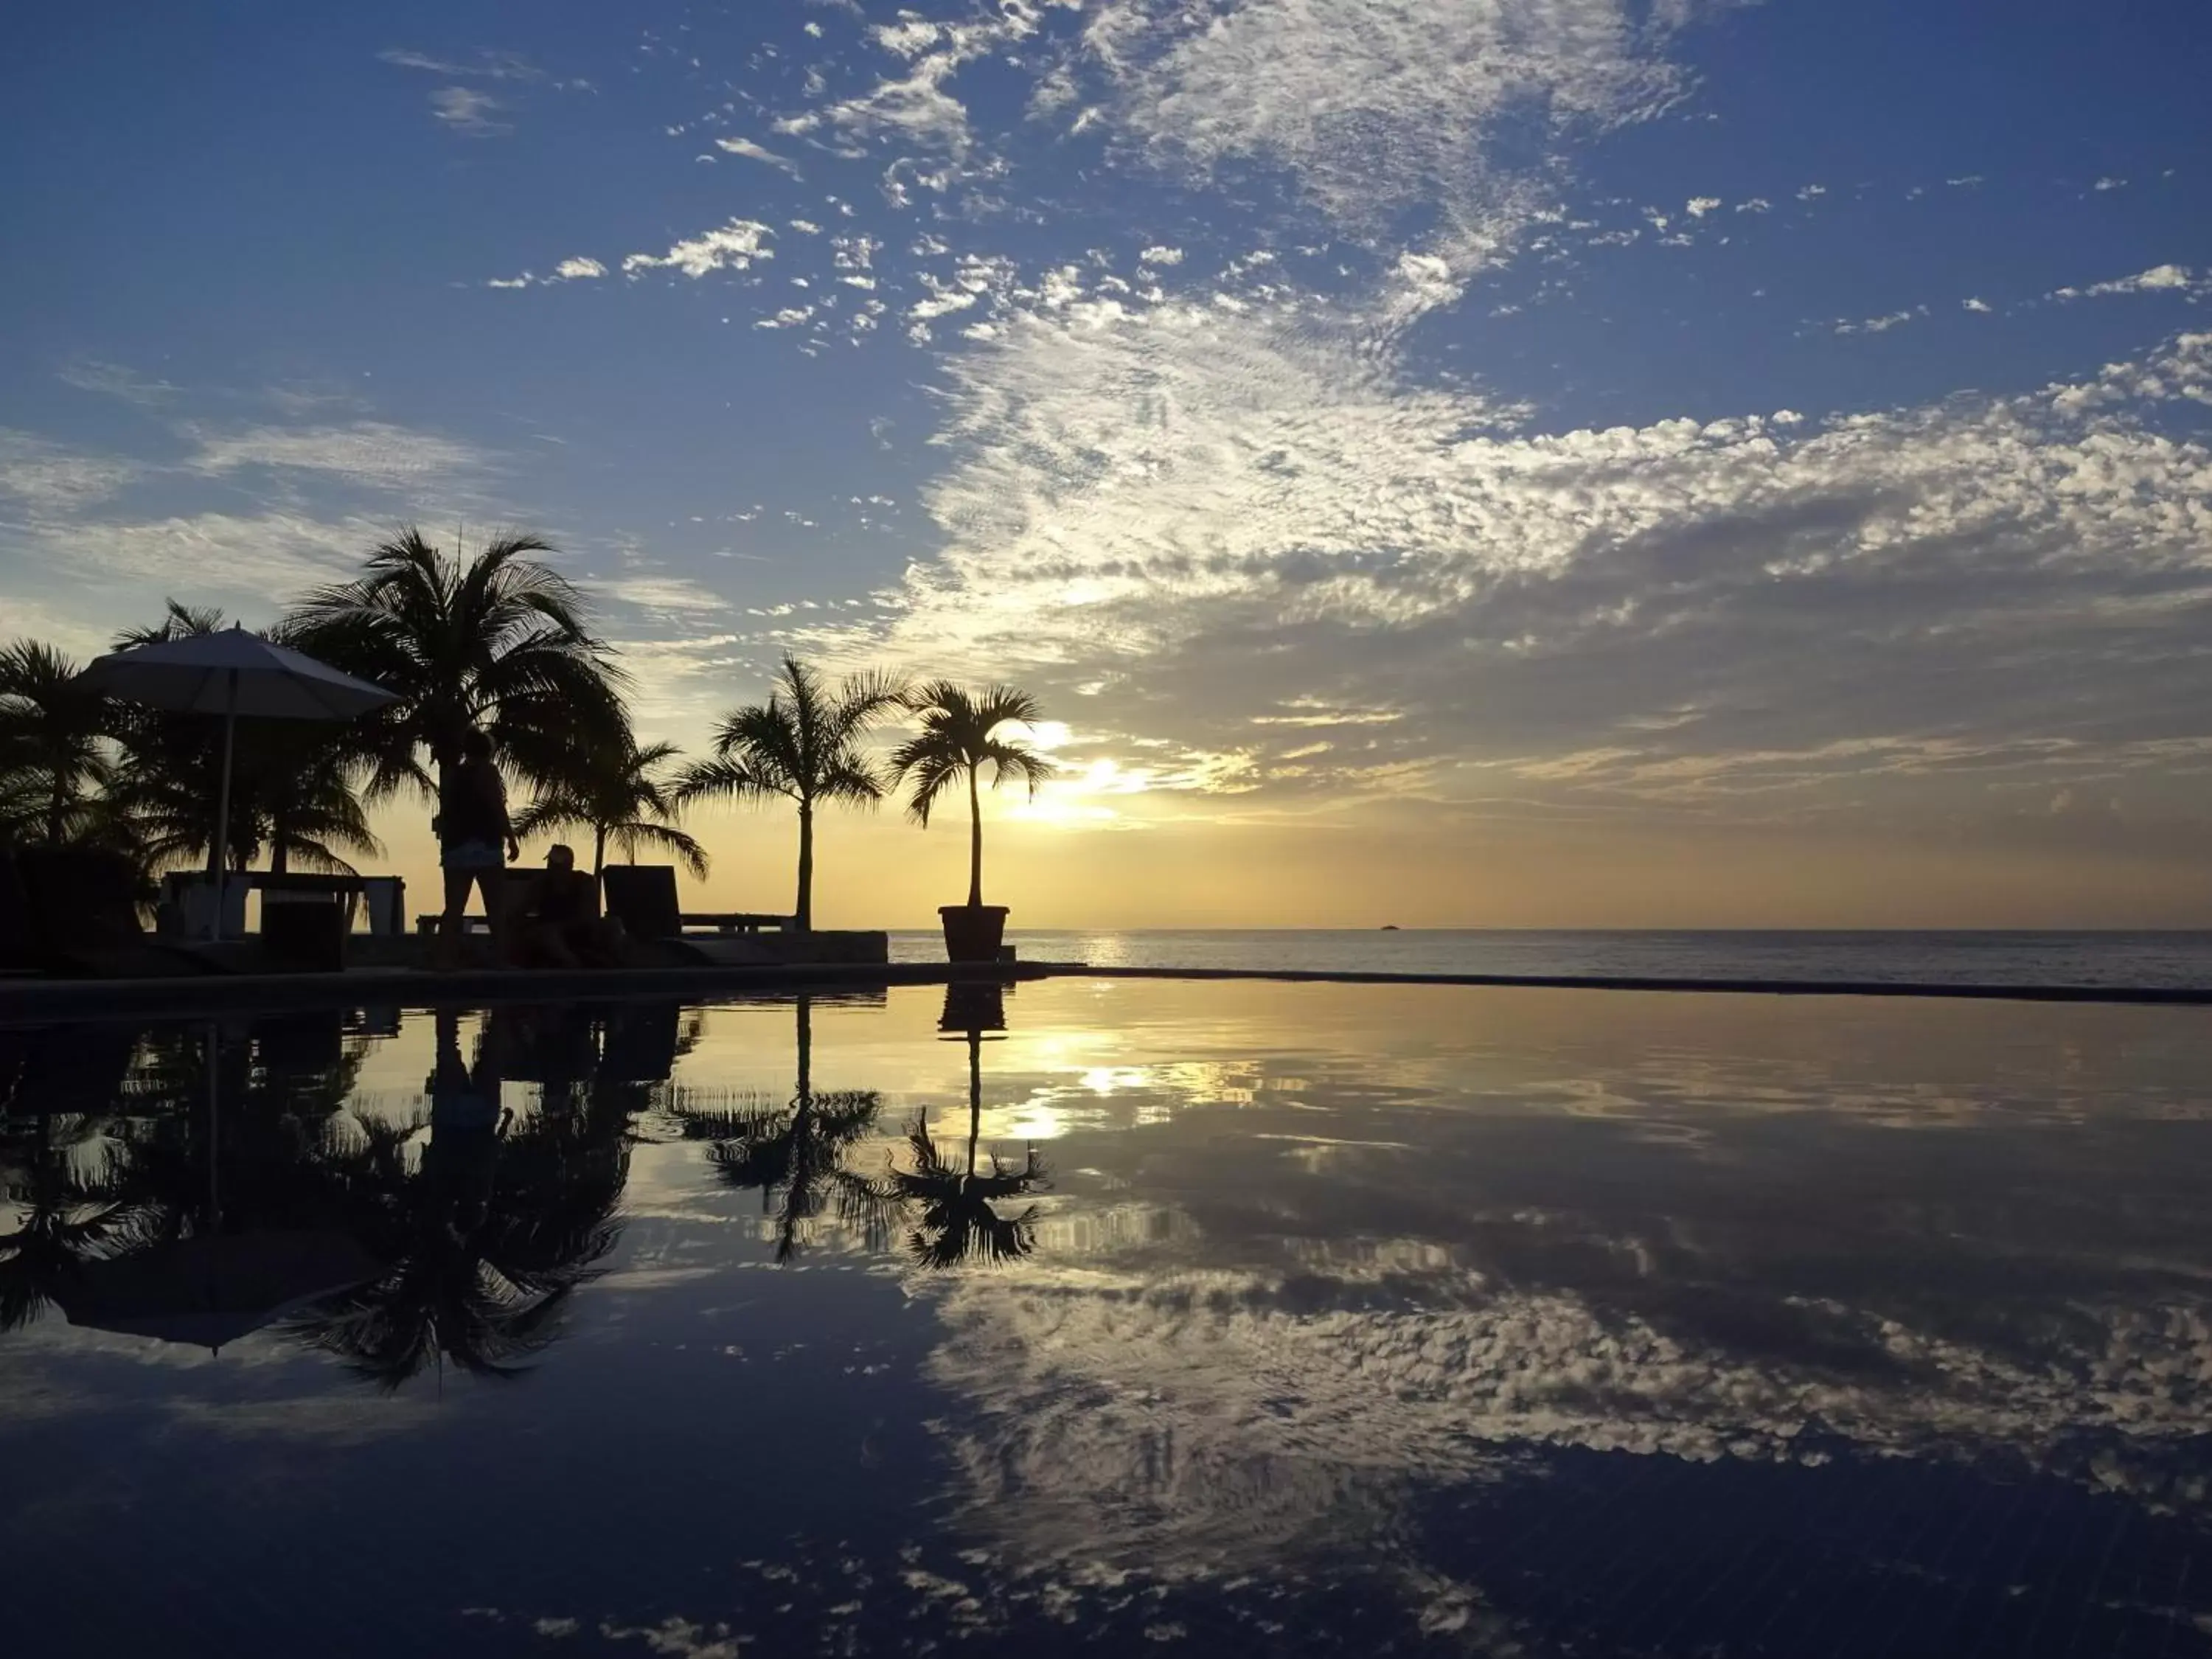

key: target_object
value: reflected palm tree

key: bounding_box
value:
[661,995,893,1260]
[0,1114,153,1332]
[887,984,1048,1269]
[284,1009,630,1390]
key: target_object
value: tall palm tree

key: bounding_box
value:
[512,738,708,877]
[676,655,904,930]
[0,639,118,847]
[285,528,630,818]
[888,683,1054,910]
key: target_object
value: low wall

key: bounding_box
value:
[346,929,892,970]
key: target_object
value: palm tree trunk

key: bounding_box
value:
[46,768,64,846]
[966,767,983,908]
[796,801,815,931]
[794,995,813,1105]
[594,824,606,875]
[965,1030,982,1180]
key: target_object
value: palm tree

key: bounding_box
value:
[285,528,630,821]
[888,683,1054,909]
[676,655,904,930]
[512,738,707,877]
[0,639,118,847]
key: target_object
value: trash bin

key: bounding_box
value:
[261,892,349,972]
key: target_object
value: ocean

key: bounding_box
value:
[887,928,2212,989]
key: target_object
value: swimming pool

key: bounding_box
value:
[4,980,2208,1655]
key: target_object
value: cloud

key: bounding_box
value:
[597,575,734,616]
[427,86,505,135]
[1832,305,1926,335]
[791,260,2212,837]
[56,360,179,408]
[18,509,388,605]
[1,409,502,645]
[184,423,491,491]
[714,136,802,177]
[1094,0,1726,268]
[378,48,549,83]
[0,430,145,513]
[1685,195,1722,217]
[795,4,1056,159]
[2051,263,2201,302]
[484,255,608,290]
[621,219,776,279]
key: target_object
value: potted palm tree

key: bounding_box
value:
[889,682,1053,963]
[675,655,905,931]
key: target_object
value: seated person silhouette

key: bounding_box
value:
[516,844,623,969]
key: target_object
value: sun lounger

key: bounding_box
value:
[599,864,794,940]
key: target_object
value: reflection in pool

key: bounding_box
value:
[2,980,2210,1655]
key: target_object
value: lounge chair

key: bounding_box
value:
[597,1001,681,1084]
[599,865,795,967]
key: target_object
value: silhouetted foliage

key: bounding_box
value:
[0,639,122,849]
[287,528,630,822]
[513,737,707,877]
[677,655,905,929]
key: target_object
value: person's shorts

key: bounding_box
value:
[441,839,504,871]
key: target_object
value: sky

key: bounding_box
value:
[4,0,2211,928]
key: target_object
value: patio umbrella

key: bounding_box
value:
[55,1229,385,1353]
[74,626,397,939]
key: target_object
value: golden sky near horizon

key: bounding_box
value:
[362,773,2212,933]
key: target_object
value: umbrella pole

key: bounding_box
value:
[210,669,238,942]
[205,1020,220,1227]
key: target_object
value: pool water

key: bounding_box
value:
[3,980,2210,1657]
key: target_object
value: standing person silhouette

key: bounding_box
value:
[436,728,519,967]
[425,1007,509,1235]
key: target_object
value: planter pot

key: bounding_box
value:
[939,904,1009,964]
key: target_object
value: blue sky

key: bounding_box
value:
[5,0,2211,923]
